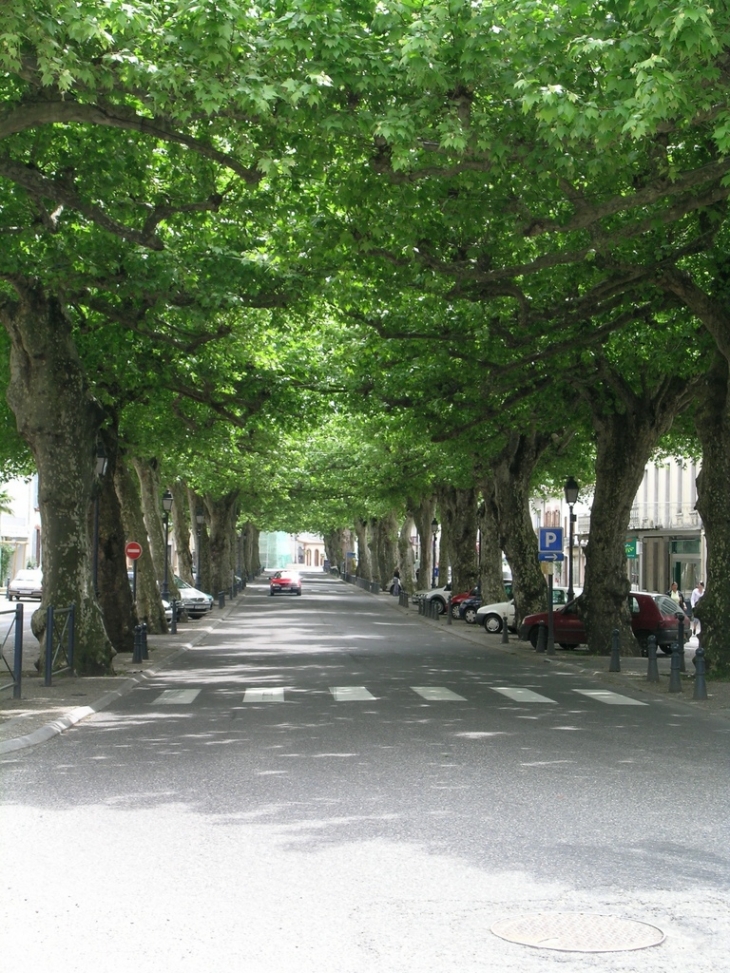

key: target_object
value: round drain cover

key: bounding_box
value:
[490,912,665,953]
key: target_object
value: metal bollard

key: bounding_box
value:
[669,642,683,693]
[12,601,23,699]
[170,599,177,634]
[218,590,226,608]
[44,604,55,686]
[646,635,659,683]
[133,624,142,664]
[609,628,621,672]
[535,621,547,653]
[676,613,686,672]
[5,577,10,600]
[692,646,708,701]
[501,617,509,644]
[447,596,452,626]
[141,622,148,660]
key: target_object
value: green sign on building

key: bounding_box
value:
[625,538,638,559]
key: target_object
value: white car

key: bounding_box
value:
[477,586,580,634]
[411,584,452,614]
[7,568,43,600]
[174,576,214,617]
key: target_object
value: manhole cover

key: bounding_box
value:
[490,912,665,953]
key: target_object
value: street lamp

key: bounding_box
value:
[431,517,439,588]
[161,489,174,600]
[564,476,579,601]
[92,442,109,597]
[195,505,205,587]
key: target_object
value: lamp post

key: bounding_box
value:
[564,476,579,601]
[161,489,173,601]
[92,443,109,597]
[195,506,205,587]
[431,517,439,588]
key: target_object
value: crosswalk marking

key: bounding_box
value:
[329,686,376,701]
[148,685,649,709]
[154,689,201,704]
[243,687,286,703]
[572,689,647,706]
[492,687,557,704]
[412,687,466,701]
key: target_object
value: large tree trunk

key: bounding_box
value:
[479,478,508,601]
[95,421,136,654]
[1,280,114,674]
[397,516,416,591]
[439,486,478,595]
[354,519,372,579]
[371,512,399,589]
[410,496,436,590]
[657,267,730,673]
[115,457,167,633]
[207,491,238,596]
[693,356,730,673]
[172,480,194,585]
[187,486,210,590]
[133,458,179,600]
[581,365,694,655]
[492,432,552,625]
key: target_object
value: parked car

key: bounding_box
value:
[518,592,691,652]
[7,568,43,600]
[174,576,214,618]
[458,581,513,624]
[270,570,302,596]
[477,585,577,633]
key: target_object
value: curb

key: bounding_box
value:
[0,598,241,754]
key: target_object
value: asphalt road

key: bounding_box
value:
[1,574,728,973]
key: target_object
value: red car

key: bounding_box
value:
[518,592,690,653]
[269,570,302,596]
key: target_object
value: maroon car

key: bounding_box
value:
[269,570,302,596]
[518,592,690,653]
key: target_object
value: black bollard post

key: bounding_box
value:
[692,646,708,701]
[170,599,177,634]
[447,595,452,626]
[218,590,226,609]
[501,617,509,644]
[141,622,148,660]
[609,628,621,672]
[535,621,547,653]
[669,641,683,693]
[646,635,659,683]
[676,613,686,672]
[133,624,141,664]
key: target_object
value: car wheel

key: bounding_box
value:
[432,597,446,615]
[270,590,275,596]
[296,589,302,596]
[483,613,503,634]
[450,602,460,619]
[463,606,479,624]
[558,643,573,650]
[528,627,539,649]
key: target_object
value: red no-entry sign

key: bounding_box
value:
[125,541,143,560]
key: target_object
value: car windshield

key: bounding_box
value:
[174,576,193,589]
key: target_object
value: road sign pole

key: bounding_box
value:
[546,569,555,655]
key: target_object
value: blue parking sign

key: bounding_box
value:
[539,527,564,552]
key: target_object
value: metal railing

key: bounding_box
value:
[0,603,24,699]
[44,603,75,686]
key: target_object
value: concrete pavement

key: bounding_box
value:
[1,582,728,754]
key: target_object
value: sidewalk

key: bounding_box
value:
[0,602,238,753]
[2,586,728,754]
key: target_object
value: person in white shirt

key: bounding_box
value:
[690,582,704,636]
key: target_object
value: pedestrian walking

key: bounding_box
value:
[667,581,686,611]
[690,581,704,636]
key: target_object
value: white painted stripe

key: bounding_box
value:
[154,689,201,704]
[243,687,286,703]
[329,686,376,701]
[573,689,647,706]
[412,686,467,701]
[492,687,557,704]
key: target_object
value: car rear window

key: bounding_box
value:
[656,595,683,615]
